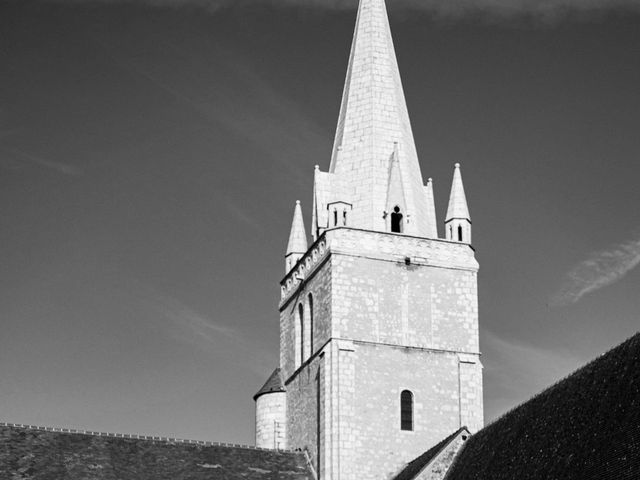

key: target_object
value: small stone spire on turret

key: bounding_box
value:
[285,201,307,272]
[445,163,471,243]
[425,178,438,239]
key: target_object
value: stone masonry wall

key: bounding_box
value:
[279,228,483,480]
[255,392,287,450]
[280,255,332,381]
[286,356,322,469]
[458,357,484,432]
[338,343,466,480]
[327,229,482,480]
[329,229,479,354]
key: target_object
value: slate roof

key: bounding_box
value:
[445,332,640,480]
[254,368,285,401]
[0,423,312,480]
[392,427,468,480]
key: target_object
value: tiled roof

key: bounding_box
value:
[0,423,312,479]
[392,427,468,480]
[254,368,285,401]
[445,332,640,480]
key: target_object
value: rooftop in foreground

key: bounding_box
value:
[0,423,312,480]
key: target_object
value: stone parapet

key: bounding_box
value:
[280,227,477,306]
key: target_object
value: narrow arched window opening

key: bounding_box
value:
[458,225,463,242]
[391,206,403,233]
[334,209,338,227]
[400,390,414,431]
[343,210,347,226]
[298,303,305,366]
[307,293,314,357]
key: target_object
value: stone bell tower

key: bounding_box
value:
[254,0,483,478]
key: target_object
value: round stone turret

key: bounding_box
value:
[254,368,287,450]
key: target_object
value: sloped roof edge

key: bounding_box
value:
[392,427,470,480]
[253,367,285,401]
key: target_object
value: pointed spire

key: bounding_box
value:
[445,164,471,244]
[425,178,438,238]
[285,201,307,272]
[326,0,431,236]
[446,164,470,222]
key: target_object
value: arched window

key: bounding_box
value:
[343,209,347,226]
[307,293,314,357]
[391,206,403,233]
[458,225,463,242]
[400,390,414,431]
[298,303,305,366]
[334,209,338,227]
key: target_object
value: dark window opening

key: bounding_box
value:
[391,206,403,233]
[458,225,463,242]
[298,303,305,365]
[334,209,338,227]
[308,293,314,356]
[343,210,347,226]
[400,390,414,431]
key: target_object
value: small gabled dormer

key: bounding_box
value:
[327,201,352,229]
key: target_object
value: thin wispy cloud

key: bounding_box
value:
[223,197,264,233]
[551,233,640,306]
[2,148,82,177]
[94,37,321,184]
[35,0,640,20]
[483,329,582,420]
[131,281,276,375]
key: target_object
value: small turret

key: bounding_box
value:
[285,201,307,273]
[254,368,287,450]
[425,178,438,239]
[445,163,471,243]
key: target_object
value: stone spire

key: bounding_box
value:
[425,178,438,239]
[318,0,431,237]
[285,201,307,272]
[445,164,471,243]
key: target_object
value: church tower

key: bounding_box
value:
[255,0,483,478]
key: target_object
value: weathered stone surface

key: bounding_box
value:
[279,228,482,480]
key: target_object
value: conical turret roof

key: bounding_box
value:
[446,164,470,221]
[253,368,285,401]
[286,201,307,256]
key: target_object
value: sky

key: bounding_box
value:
[1,0,639,445]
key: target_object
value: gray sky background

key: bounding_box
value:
[1,0,639,444]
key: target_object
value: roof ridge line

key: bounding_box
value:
[441,428,472,480]
[0,422,295,453]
